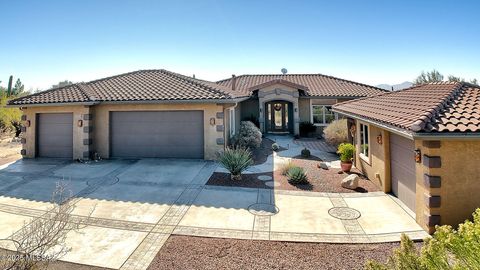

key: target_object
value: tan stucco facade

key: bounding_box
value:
[350,118,480,233]
[20,102,226,160]
[353,121,391,193]
[21,105,91,160]
[415,139,480,233]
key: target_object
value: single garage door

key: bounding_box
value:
[37,113,73,158]
[390,133,416,211]
[110,111,204,158]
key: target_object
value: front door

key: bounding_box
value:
[266,101,290,133]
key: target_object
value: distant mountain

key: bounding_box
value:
[376,81,413,91]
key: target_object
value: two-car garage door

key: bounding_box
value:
[110,111,204,158]
[390,134,416,211]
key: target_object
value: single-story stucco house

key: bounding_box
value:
[8,69,385,160]
[332,82,480,233]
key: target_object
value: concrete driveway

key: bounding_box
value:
[0,159,428,270]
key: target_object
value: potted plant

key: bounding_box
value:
[337,143,355,172]
[217,147,253,181]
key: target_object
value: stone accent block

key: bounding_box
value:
[21,115,27,121]
[424,194,441,208]
[83,114,93,120]
[83,139,92,145]
[20,149,26,155]
[216,125,224,132]
[216,138,225,145]
[83,126,93,133]
[425,214,441,227]
[422,140,441,148]
[423,174,441,188]
[20,138,26,144]
[423,155,441,168]
[216,112,224,119]
[20,126,26,133]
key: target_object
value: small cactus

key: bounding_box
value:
[301,148,311,158]
[271,143,280,152]
[287,166,308,184]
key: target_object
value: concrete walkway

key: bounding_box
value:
[0,158,428,270]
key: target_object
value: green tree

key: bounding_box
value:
[365,208,480,270]
[413,70,444,85]
[12,78,25,96]
[470,78,478,85]
[447,75,464,82]
[52,80,73,89]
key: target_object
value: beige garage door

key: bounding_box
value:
[110,111,204,158]
[390,134,416,211]
[37,113,73,158]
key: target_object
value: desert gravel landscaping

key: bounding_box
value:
[147,235,416,270]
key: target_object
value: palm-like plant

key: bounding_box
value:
[218,147,253,180]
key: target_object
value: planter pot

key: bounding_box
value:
[340,161,353,172]
[231,174,242,181]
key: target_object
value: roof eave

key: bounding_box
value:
[332,109,414,139]
[7,97,251,107]
[6,101,100,108]
[413,132,480,140]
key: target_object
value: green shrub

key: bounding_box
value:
[280,161,296,175]
[337,143,355,162]
[323,119,348,146]
[286,166,308,184]
[217,147,253,178]
[365,208,480,270]
[232,121,262,149]
[299,121,316,137]
[271,143,279,152]
[0,95,22,135]
[301,148,311,158]
[242,115,260,128]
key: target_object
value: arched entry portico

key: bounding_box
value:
[264,100,294,134]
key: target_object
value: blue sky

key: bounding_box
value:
[1,0,479,90]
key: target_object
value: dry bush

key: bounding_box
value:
[323,119,348,146]
[0,181,94,270]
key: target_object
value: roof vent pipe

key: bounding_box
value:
[232,74,236,90]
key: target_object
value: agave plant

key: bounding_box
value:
[218,147,253,180]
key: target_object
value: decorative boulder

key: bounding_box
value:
[341,174,359,189]
[319,162,329,170]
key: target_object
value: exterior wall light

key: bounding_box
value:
[25,120,31,127]
[376,134,382,145]
[210,118,215,126]
[77,120,83,127]
[414,149,421,163]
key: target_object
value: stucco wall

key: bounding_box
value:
[239,98,259,121]
[21,103,225,160]
[415,139,480,232]
[93,103,224,160]
[21,105,90,159]
[298,98,310,122]
[354,120,391,192]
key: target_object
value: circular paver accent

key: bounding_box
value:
[257,175,273,181]
[264,181,280,187]
[248,203,279,216]
[328,207,361,220]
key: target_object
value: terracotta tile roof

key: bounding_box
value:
[332,82,480,134]
[216,74,385,97]
[9,69,247,105]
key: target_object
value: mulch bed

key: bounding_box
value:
[207,155,380,193]
[275,156,381,193]
[147,235,407,270]
[207,172,274,189]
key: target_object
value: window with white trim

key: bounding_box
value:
[229,108,235,137]
[312,105,336,125]
[359,123,369,159]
